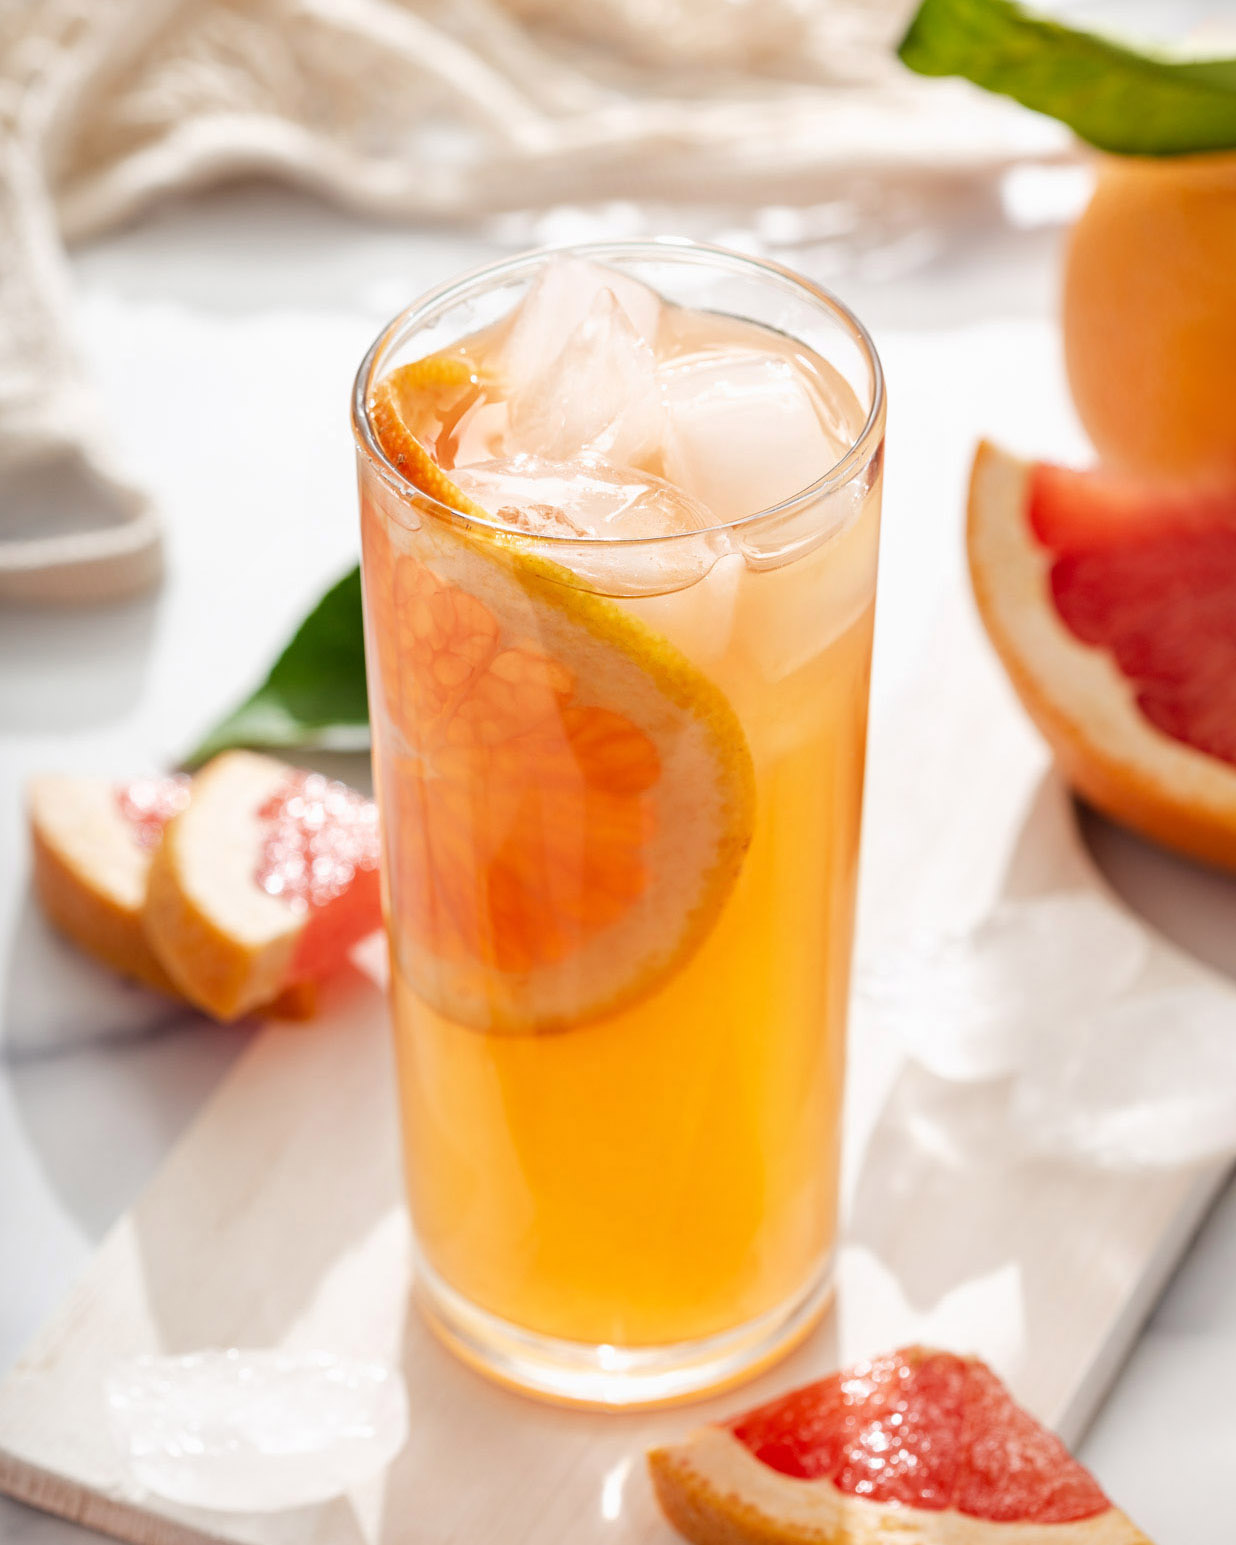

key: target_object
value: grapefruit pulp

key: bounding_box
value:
[968,441,1236,872]
[363,357,755,1032]
[649,1345,1151,1544]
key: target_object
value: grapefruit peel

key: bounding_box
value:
[368,354,494,521]
[364,359,756,1032]
[649,1346,1152,1545]
[967,440,1236,872]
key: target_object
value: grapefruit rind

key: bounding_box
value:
[967,440,1236,873]
[1062,154,1236,486]
[649,1426,1151,1545]
[369,355,493,520]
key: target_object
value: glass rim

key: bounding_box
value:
[351,237,886,548]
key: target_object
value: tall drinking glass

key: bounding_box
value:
[352,241,885,1406]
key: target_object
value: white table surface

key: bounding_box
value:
[3,177,1236,1543]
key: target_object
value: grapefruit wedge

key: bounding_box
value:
[649,1345,1151,1545]
[29,773,192,995]
[143,752,381,1022]
[363,359,756,1032]
[968,441,1236,872]
[28,772,315,1019]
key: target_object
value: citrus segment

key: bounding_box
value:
[649,1345,1151,1545]
[143,752,381,1021]
[968,441,1236,872]
[362,368,755,1033]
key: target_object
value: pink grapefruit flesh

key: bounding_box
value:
[1029,465,1236,767]
[253,770,383,980]
[728,1349,1106,1523]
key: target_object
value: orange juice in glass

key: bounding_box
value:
[352,242,885,1405]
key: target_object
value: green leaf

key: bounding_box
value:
[899,0,1236,156]
[189,566,370,764]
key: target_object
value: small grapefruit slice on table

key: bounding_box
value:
[363,358,755,1032]
[29,773,192,994]
[143,751,381,1022]
[28,771,317,1018]
[649,1345,1152,1544]
[968,441,1236,871]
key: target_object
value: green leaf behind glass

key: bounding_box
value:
[189,565,370,764]
[899,0,1236,156]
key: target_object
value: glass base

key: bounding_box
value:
[412,1249,835,1409]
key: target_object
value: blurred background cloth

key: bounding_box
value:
[0,0,1065,603]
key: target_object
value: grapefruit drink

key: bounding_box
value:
[352,242,885,1405]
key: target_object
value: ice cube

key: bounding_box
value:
[1013,986,1236,1169]
[660,349,843,525]
[860,894,1147,1083]
[502,255,662,388]
[506,288,663,465]
[105,1349,408,1512]
[453,454,711,541]
[452,454,728,595]
[447,398,509,468]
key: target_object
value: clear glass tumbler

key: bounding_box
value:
[352,240,885,1406]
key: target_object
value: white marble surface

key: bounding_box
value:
[3,176,1236,1543]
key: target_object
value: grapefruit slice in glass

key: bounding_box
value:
[649,1345,1152,1544]
[363,358,755,1032]
[143,752,381,1021]
[968,440,1236,872]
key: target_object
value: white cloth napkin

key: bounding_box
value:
[0,0,1065,603]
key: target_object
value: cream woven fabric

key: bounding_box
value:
[0,0,1063,601]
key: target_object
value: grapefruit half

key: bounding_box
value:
[649,1345,1151,1544]
[968,441,1236,872]
[143,752,381,1022]
[363,358,755,1032]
